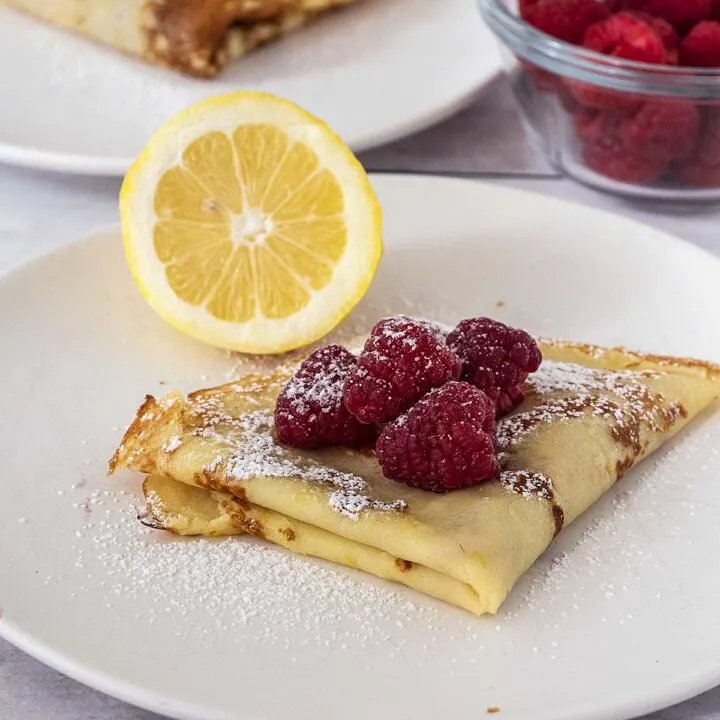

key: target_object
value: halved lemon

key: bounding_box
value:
[120,91,382,354]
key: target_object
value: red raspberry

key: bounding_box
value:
[573,109,623,142]
[574,110,606,142]
[343,316,461,424]
[618,101,700,162]
[680,21,720,67]
[414,317,450,342]
[584,134,668,182]
[527,64,563,93]
[569,13,667,110]
[606,0,647,10]
[677,162,720,186]
[645,0,712,32]
[675,110,720,187]
[569,82,641,111]
[629,12,679,62]
[519,0,541,11]
[582,12,668,63]
[275,345,375,448]
[557,82,583,112]
[376,382,499,493]
[446,318,542,416]
[523,0,609,45]
[677,160,720,187]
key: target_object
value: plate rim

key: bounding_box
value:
[0,85,490,178]
[2,174,720,720]
[4,610,720,720]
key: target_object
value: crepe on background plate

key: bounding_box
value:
[6,0,360,77]
[110,338,720,615]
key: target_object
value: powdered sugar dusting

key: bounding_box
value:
[161,435,182,453]
[498,361,683,454]
[64,493,441,650]
[499,470,554,500]
[527,361,658,396]
[281,349,346,414]
[140,489,175,528]
[195,409,406,520]
[505,425,720,621]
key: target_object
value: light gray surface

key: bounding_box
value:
[361,77,555,176]
[2,79,720,720]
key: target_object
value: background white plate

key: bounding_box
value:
[2,176,720,720]
[0,0,500,176]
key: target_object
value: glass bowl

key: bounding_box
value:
[478,0,720,201]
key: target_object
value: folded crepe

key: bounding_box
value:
[7,0,360,77]
[110,338,720,615]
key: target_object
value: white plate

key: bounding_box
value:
[0,0,500,176]
[2,175,720,720]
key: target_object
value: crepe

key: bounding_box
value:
[111,338,720,615]
[6,0,360,77]
[141,474,487,612]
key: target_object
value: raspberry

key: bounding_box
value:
[629,12,679,62]
[275,345,375,448]
[569,81,641,111]
[675,110,720,187]
[519,0,541,11]
[645,0,712,32]
[618,101,700,162]
[606,0,648,10]
[376,382,499,493]
[569,13,667,110]
[523,0,609,45]
[574,110,606,142]
[556,82,583,112]
[680,21,720,67]
[676,160,720,187]
[527,64,563,93]
[584,133,668,182]
[343,316,461,424]
[695,109,720,163]
[446,318,542,416]
[573,109,623,142]
[414,317,450,342]
[582,12,668,63]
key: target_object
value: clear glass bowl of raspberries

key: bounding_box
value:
[478,0,720,199]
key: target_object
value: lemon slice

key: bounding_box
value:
[120,91,382,354]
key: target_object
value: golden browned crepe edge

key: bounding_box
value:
[109,362,293,475]
[144,0,362,77]
[538,338,720,381]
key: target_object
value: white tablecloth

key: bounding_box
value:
[1,80,719,720]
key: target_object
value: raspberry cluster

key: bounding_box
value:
[521,0,720,187]
[274,316,543,493]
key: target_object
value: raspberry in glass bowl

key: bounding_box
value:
[478,0,720,200]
